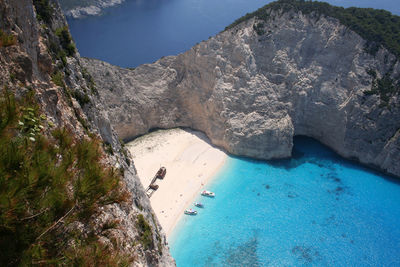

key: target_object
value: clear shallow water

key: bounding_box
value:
[170,136,400,266]
[68,0,400,68]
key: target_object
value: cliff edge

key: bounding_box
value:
[82,1,400,177]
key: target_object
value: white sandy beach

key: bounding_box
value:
[126,128,227,237]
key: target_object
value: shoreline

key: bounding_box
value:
[126,128,227,237]
[63,0,125,19]
[167,155,227,238]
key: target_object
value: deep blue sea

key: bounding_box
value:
[170,137,400,266]
[68,0,400,68]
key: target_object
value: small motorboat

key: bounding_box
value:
[184,209,197,215]
[201,190,215,197]
[194,202,204,208]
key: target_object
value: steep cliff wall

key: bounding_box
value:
[82,7,400,177]
[0,0,174,265]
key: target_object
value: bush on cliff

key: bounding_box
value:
[0,30,16,47]
[136,214,154,250]
[55,26,76,57]
[33,0,53,24]
[0,88,130,266]
[364,72,400,106]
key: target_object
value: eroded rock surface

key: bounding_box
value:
[83,10,400,177]
[60,0,125,18]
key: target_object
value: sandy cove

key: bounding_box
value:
[126,128,227,237]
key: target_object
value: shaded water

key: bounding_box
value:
[170,137,400,266]
[68,0,400,68]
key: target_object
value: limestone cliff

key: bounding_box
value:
[0,0,174,265]
[58,0,124,18]
[82,6,400,177]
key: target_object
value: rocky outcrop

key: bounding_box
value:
[59,0,125,19]
[0,0,174,265]
[82,9,400,177]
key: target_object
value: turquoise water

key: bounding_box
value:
[170,137,400,266]
[68,0,400,68]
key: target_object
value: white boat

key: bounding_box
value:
[194,202,204,208]
[201,190,215,197]
[184,209,198,215]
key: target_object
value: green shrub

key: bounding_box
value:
[55,26,76,57]
[0,88,131,265]
[71,90,91,106]
[253,22,265,35]
[374,74,397,102]
[9,73,16,82]
[63,239,133,267]
[57,50,68,66]
[75,112,90,132]
[51,71,64,87]
[52,128,73,151]
[366,68,377,79]
[102,219,120,231]
[136,214,153,250]
[103,142,114,155]
[363,73,399,104]
[33,0,53,24]
[0,30,16,47]
[49,41,68,67]
[0,87,16,132]
[82,67,98,95]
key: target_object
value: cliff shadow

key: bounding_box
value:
[267,135,400,185]
[266,136,338,170]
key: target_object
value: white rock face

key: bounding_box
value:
[63,0,125,19]
[82,10,400,177]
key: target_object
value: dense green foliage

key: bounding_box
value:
[136,214,153,250]
[72,90,91,106]
[0,30,16,48]
[0,88,129,265]
[226,0,400,57]
[364,71,400,106]
[33,0,53,24]
[253,22,265,36]
[51,71,64,87]
[82,67,99,95]
[51,70,91,107]
[55,26,76,57]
